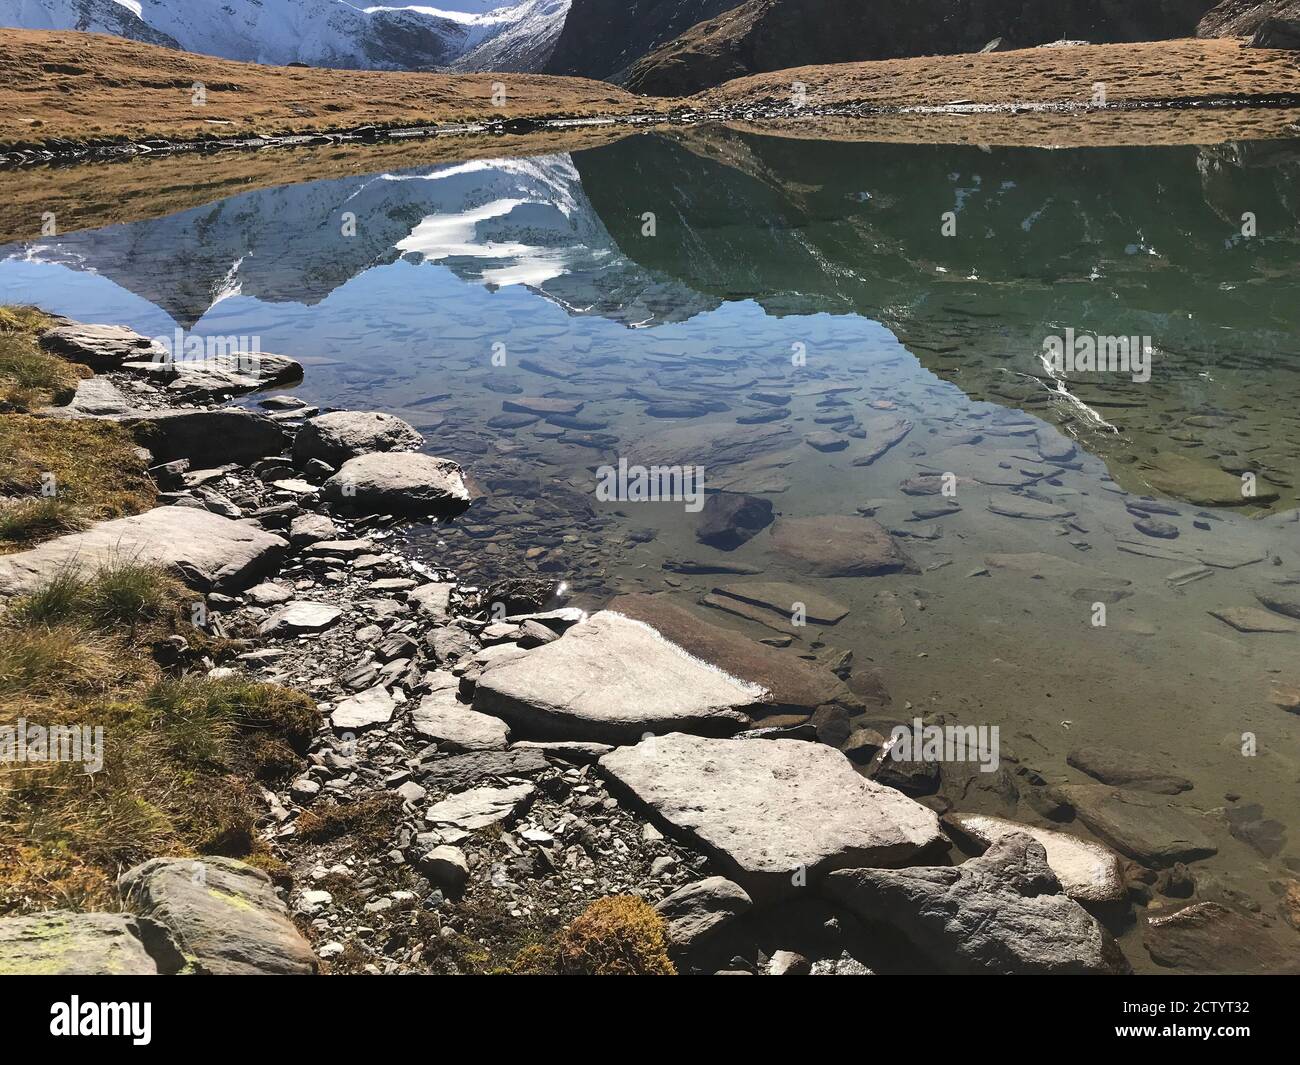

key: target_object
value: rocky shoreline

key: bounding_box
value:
[1,315,1295,975]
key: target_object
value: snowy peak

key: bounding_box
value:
[0,0,571,70]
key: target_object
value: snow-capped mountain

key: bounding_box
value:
[448,0,569,72]
[0,0,571,70]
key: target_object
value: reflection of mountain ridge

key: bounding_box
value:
[570,130,1300,505]
[16,154,716,329]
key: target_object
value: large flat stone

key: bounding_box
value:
[331,684,397,732]
[39,321,163,369]
[1055,784,1217,867]
[768,515,916,577]
[118,856,318,975]
[946,813,1126,903]
[120,352,303,399]
[473,610,765,743]
[608,593,849,713]
[0,911,185,975]
[823,835,1129,974]
[599,733,944,901]
[0,506,287,597]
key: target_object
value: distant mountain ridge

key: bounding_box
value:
[0,0,570,70]
[545,0,737,81]
[624,0,1220,95]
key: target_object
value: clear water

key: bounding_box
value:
[3,130,1299,969]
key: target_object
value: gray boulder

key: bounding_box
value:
[473,611,765,743]
[121,409,288,466]
[0,911,185,975]
[823,835,1130,974]
[0,506,287,597]
[324,452,471,517]
[600,734,944,901]
[654,876,753,949]
[119,856,318,975]
[294,410,423,467]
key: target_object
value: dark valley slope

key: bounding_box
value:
[623,0,1218,95]
[544,0,738,81]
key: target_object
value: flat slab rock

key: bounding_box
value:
[259,601,343,636]
[609,593,849,713]
[426,782,535,831]
[118,856,318,975]
[121,352,302,399]
[0,911,185,975]
[39,321,162,368]
[768,515,916,577]
[332,684,397,732]
[473,610,765,743]
[411,688,510,752]
[823,835,1129,974]
[1055,784,1217,867]
[711,581,850,625]
[599,733,944,901]
[947,813,1126,903]
[0,506,287,597]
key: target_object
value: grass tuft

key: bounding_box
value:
[509,895,676,975]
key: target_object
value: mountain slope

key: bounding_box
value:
[1198,0,1300,35]
[449,0,569,71]
[625,0,1218,95]
[0,0,571,69]
[0,0,178,47]
[544,0,738,81]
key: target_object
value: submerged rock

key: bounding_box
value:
[1067,744,1193,795]
[695,492,774,550]
[599,733,944,901]
[472,611,764,743]
[118,856,318,975]
[768,515,916,577]
[1054,784,1217,867]
[823,835,1129,974]
[1144,901,1299,973]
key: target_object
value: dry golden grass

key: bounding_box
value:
[510,895,677,975]
[0,29,661,149]
[0,415,156,550]
[0,562,320,915]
